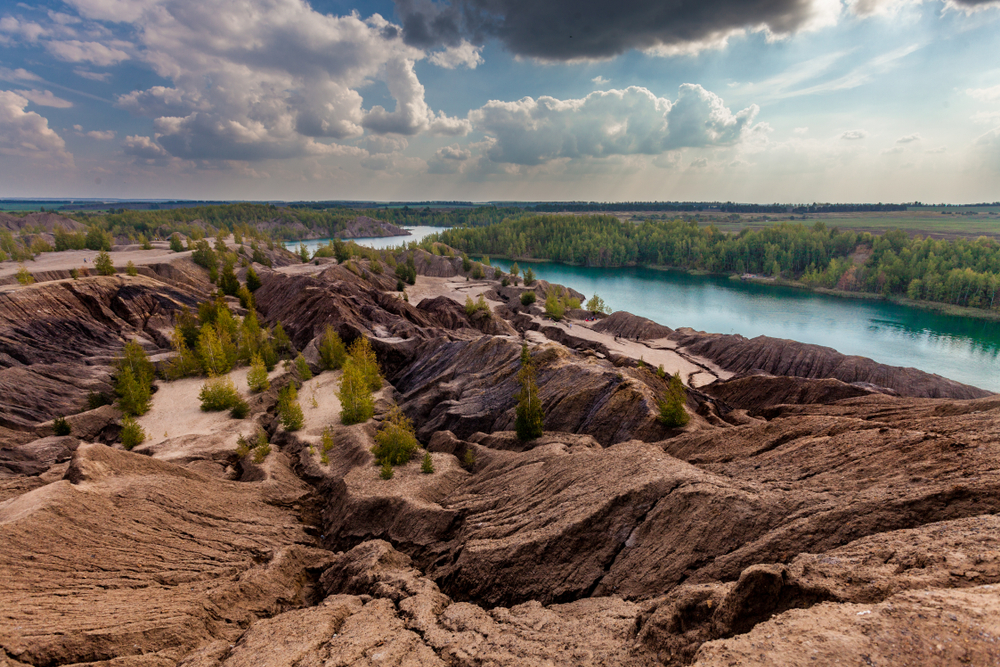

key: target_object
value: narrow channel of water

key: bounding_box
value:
[287,229,1000,391]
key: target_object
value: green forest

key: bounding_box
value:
[433,215,1000,312]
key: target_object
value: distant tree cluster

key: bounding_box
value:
[435,215,1000,312]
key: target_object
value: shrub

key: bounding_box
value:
[236,284,253,310]
[114,341,155,416]
[69,268,79,280]
[219,262,239,296]
[294,353,313,380]
[15,266,34,285]
[170,234,184,252]
[247,354,270,392]
[586,293,611,315]
[87,391,112,409]
[120,416,146,450]
[94,250,115,276]
[272,321,293,357]
[253,441,271,464]
[544,292,564,320]
[523,268,535,285]
[520,291,536,306]
[230,397,250,419]
[370,259,382,274]
[379,459,394,480]
[53,416,71,436]
[465,294,490,316]
[657,372,690,428]
[140,235,152,250]
[348,336,382,392]
[246,265,262,292]
[321,426,335,452]
[372,405,419,466]
[278,383,304,431]
[461,253,472,272]
[318,326,346,370]
[566,297,581,310]
[199,376,242,411]
[515,344,544,441]
[421,452,434,474]
[197,325,233,376]
[471,264,484,279]
[338,359,374,425]
[462,448,476,471]
[126,260,138,277]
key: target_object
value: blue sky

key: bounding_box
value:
[0,0,998,202]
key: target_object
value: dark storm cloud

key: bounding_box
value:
[394,0,829,59]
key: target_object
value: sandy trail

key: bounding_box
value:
[408,274,729,388]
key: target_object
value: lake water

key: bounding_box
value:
[290,229,1000,392]
[286,226,447,254]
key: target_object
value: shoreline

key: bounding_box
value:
[478,255,1000,324]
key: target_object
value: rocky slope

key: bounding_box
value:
[1,247,998,666]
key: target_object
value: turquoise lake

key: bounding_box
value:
[289,228,1000,392]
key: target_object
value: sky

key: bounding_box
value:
[0,0,998,203]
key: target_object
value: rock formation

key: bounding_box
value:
[1,245,998,667]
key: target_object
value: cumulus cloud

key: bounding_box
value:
[841,129,869,140]
[56,0,468,161]
[428,40,483,69]
[121,134,168,159]
[469,84,760,165]
[393,0,842,60]
[896,133,922,143]
[0,15,48,42]
[0,66,42,82]
[14,89,73,108]
[0,90,71,162]
[45,39,130,66]
[75,126,115,139]
[592,76,610,86]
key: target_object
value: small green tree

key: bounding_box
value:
[348,336,382,392]
[53,416,71,436]
[15,266,34,285]
[272,321,293,357]
[657,372,690,428]
[515,344,544,441]
[94,250,115,276]
[199,376,241,411]
[523,267,535,285]
[379,459,394,480]
[298,243,310,263]
[219,262,239,296]
[114,341,154,416]
[318,325,346,370]
[421,451,434,474]
[247,353,270,392]
[197,325,231,376]
[278,383,305,431]
[544,292,565,320]
[120,416,146,450]
[509,262,520,285]
[170,234,184,252]
[585,293,611,315]
[338,359,374,425]
[294,353,313,380]
[461,252,472,272]
[520,291,536,306]
[246,265,262,292]
[372,405,420,466]
[125,260,138,277]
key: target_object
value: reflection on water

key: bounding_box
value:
[286,226,447,254]
[288,230,1000,391]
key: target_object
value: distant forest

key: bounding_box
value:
[434,215,1000,312]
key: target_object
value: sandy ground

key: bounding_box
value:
[136,365,281,468]
[407,274,730,388]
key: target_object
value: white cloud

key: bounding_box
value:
[968,85,1000,102]
[74,69,111,81]
[60,0,469,161]
[45,39,130,66]
[0,66,42,82]
[0,16,48,41]
[437,144,471,160]
[896,133,922,143]
[690,157,709,169]
[592,76,610,86]
[469,84,761,165]
[841,129,869,140]
[121,134,168,159]
[0,90,71,162]
[14,89,73,108]
[85,129,116,139]
[793,126,809,135]
[881,145,905,154]
[973,111,1000,124]
[428,40,483,69]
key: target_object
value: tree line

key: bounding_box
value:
[433,215,1000,312]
